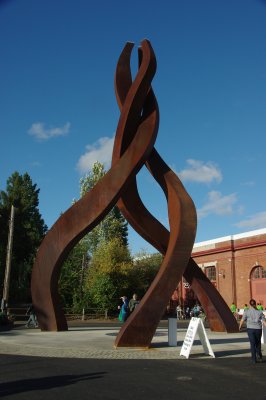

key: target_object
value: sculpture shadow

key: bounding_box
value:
[0,372,106,397]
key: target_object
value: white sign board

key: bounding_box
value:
[180,317,215,359]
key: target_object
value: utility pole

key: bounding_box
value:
[1,205,15,313]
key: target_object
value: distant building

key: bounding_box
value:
[171,228,266,310]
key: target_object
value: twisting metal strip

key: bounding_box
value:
[113,41,238,346]
[31,40,158,331]
[31,39,238,342]
[113,40,196,347]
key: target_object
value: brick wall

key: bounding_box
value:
[190,229,266,309]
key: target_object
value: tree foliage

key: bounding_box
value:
[58,161,163,315]
[59,238,90,311]
[0,172,47,302]
[85,237,134,312]
[80,161,128,253]
[59,161,129,312]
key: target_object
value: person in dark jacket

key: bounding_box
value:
[129,294,140,313]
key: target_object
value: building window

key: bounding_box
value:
[205,266,216,281]
[252,266,266,279]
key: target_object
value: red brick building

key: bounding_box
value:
[173,228,266,310]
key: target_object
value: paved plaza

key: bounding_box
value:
[0,323,259,359]
[0,322,266,399]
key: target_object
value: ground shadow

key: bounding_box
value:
[0,372,107,397]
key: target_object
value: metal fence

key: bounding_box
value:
[7,305,110,321]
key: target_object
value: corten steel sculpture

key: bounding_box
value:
[31,39,238,347]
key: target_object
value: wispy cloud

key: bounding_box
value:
[77,136,114,174]
[178,159,222,184]
[234,211,266,229]
[28,122,70,140]
[30,161,41,167]
[241,181,255,187]
[198,191,238,219]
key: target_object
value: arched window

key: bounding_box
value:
[205,266,216,282]
[250,265,266,308]
[251,266,266,279]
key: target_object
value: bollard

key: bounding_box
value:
[168,317,177,346]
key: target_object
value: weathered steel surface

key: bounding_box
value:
[113,44,238,347]
[31,39,238,342]
[31,40,158,331]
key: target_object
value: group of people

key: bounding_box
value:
[118,294,140,322]
[25,296,266,365]
[231,301,265,319]
[175,304,204,320]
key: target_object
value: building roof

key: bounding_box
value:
[193,228,266,250]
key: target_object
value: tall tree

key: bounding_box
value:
[132,252,163,298]
[0,172,47,302]
[59,161,129,312]
[59,238,91,312]
[85,237,134,312]
[79,161,128,253]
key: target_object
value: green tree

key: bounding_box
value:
[59,238,91,312]
[59,161,128,312]
[85,237,134,312]
[80,161,128,253]
[0,172,47,302]
[132,252,163,298]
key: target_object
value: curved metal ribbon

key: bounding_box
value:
[31,40,158,331]
[31,39,238,343]
[113,42,238,347]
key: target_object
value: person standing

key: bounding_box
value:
[129,294,140,313]
[239,298,266,364]
[176,304,183,320]
[230,302,238,319]
[257,303,264,311]
[118,296,129,323]
[25,304,38,328]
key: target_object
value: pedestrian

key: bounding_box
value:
[118,296,129,322]
[257,302,264,311]
[176,304,183,320]
[193,303,201,317]
[25,304,38,328]
[230,302,237,313]
[239,298,266,364]
[230,302,238,319]
[129,293,140,313]
[185,306,190,319]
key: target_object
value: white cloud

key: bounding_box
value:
[178,159,222,184]
[28,122,70,140]
[197,191,238,219]
[234,212,266,229]
[77,136,114,174]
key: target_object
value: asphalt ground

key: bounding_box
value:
[0,320,266,399]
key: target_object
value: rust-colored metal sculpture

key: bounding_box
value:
[31,39,238,346]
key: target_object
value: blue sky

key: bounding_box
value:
[1,0,266,255]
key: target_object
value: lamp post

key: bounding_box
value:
[1,205,15,314]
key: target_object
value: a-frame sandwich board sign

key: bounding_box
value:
[180,317,215,359]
